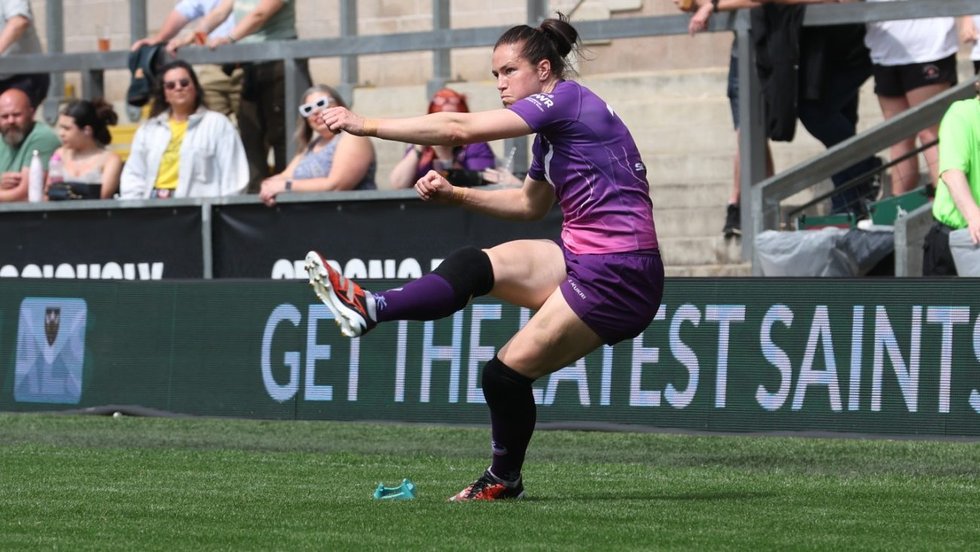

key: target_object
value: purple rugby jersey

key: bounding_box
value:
[508,80,658,254]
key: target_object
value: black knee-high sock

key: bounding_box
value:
[482,356,536,482]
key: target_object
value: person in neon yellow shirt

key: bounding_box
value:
[923,80,980,275]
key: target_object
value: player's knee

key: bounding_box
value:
[432,246,494,303]
[482,355,534,405]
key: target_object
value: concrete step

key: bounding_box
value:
[659,234,745,266]
[666,263,752,277]
[652,180,731,209]
[655,205,737,239]
[646,152,734,184]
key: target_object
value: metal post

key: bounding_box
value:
[528,0,549,24]
[130,0,147,45]
[736,10,766,271]
[284,59,304,161]
[338,0,358,106]
[427,0,451,98]
[42,0,64,123]
[81,69,105,101]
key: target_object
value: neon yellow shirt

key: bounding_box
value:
[933,98,980,229]
[153,119,188,191]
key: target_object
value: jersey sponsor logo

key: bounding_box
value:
[526,93,555,110]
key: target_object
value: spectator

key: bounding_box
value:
[960,16,980,75]
[0,0,49,108]
[389,88,496,189]
[120,60,248,199]
[674,0,774,238]
[922,80,980,276]
[259,84,376,207]
[0,88,59,202]
[134,0,243,121]
[48,99,122,200]
[194,0,311,192]
[705,0,878,215]
[865,3,958,195]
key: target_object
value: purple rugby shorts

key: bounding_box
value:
[559,247,665,345]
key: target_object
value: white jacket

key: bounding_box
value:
[120,107,248,199]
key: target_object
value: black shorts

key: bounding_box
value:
[922,219,958,276]
[872,54,957,97]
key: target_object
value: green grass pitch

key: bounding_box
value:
[2,413,979,550]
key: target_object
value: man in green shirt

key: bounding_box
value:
[924,81,980,275]
[0,87,60,202]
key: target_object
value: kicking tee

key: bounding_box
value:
[508,80,658,254]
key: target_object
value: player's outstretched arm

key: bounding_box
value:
[319,107,532,146]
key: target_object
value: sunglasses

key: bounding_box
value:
[163,78,191,91]
[298,96,335,117]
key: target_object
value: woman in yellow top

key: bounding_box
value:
[120,60,248,199]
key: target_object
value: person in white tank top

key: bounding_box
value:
[865,1,958,194]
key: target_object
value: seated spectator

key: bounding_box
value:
[0,1,49,108]
[389,88,496,189]
[0,87,59,202]
[922,80,980,276]
[120,60,248,199]
[259,84,376,207]
[47,99,122,200]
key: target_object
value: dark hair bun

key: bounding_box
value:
[539,15,577,58]
[92,98,119,127]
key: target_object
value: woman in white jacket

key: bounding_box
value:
[120,60,248,199]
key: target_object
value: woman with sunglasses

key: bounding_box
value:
[120,59,248,199]
[258,84,376,207]
[307,13,663,501]
[388,88,496,189]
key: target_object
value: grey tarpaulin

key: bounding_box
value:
[755,228,894,277]
[950,229,980,276]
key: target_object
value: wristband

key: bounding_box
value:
[284,179,292,191]
[451,186,468,204]
[362,119,379,137]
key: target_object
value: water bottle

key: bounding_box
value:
[28,150,43,202]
